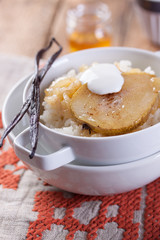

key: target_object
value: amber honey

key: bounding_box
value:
[66,1,112,52]
[68,31,112,52]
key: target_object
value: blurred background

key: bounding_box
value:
[0,0,160,59]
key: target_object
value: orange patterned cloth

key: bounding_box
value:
[0,113,160,240]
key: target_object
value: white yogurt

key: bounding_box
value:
[79,63,124,95]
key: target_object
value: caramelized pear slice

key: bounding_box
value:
[71,73,158,135]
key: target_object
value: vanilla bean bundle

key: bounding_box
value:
[0,38,62,158]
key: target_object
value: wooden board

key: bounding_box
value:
[0,0,59,57]
[0,0,159,57]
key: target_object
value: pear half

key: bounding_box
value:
[71,73,159,135]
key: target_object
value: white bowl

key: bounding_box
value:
[2,74,160,195]
[19,47,160,169]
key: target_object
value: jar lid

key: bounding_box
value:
[137,0,160,12]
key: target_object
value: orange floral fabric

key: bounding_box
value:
[0,148,26,189]
[26,189,141,240]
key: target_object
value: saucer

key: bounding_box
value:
[2,75,160,195]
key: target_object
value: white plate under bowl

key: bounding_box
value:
[2,75,160,196]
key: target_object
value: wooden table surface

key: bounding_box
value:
[0,0,160,58]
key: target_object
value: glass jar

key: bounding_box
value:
[66,1,112,52]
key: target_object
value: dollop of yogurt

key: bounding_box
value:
[79,63,124,95]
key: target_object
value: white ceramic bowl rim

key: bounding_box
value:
[24,46,160,141]
[1,70,160,170]
[3,73,160,195]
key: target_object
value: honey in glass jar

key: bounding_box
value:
[66,1,112,52]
